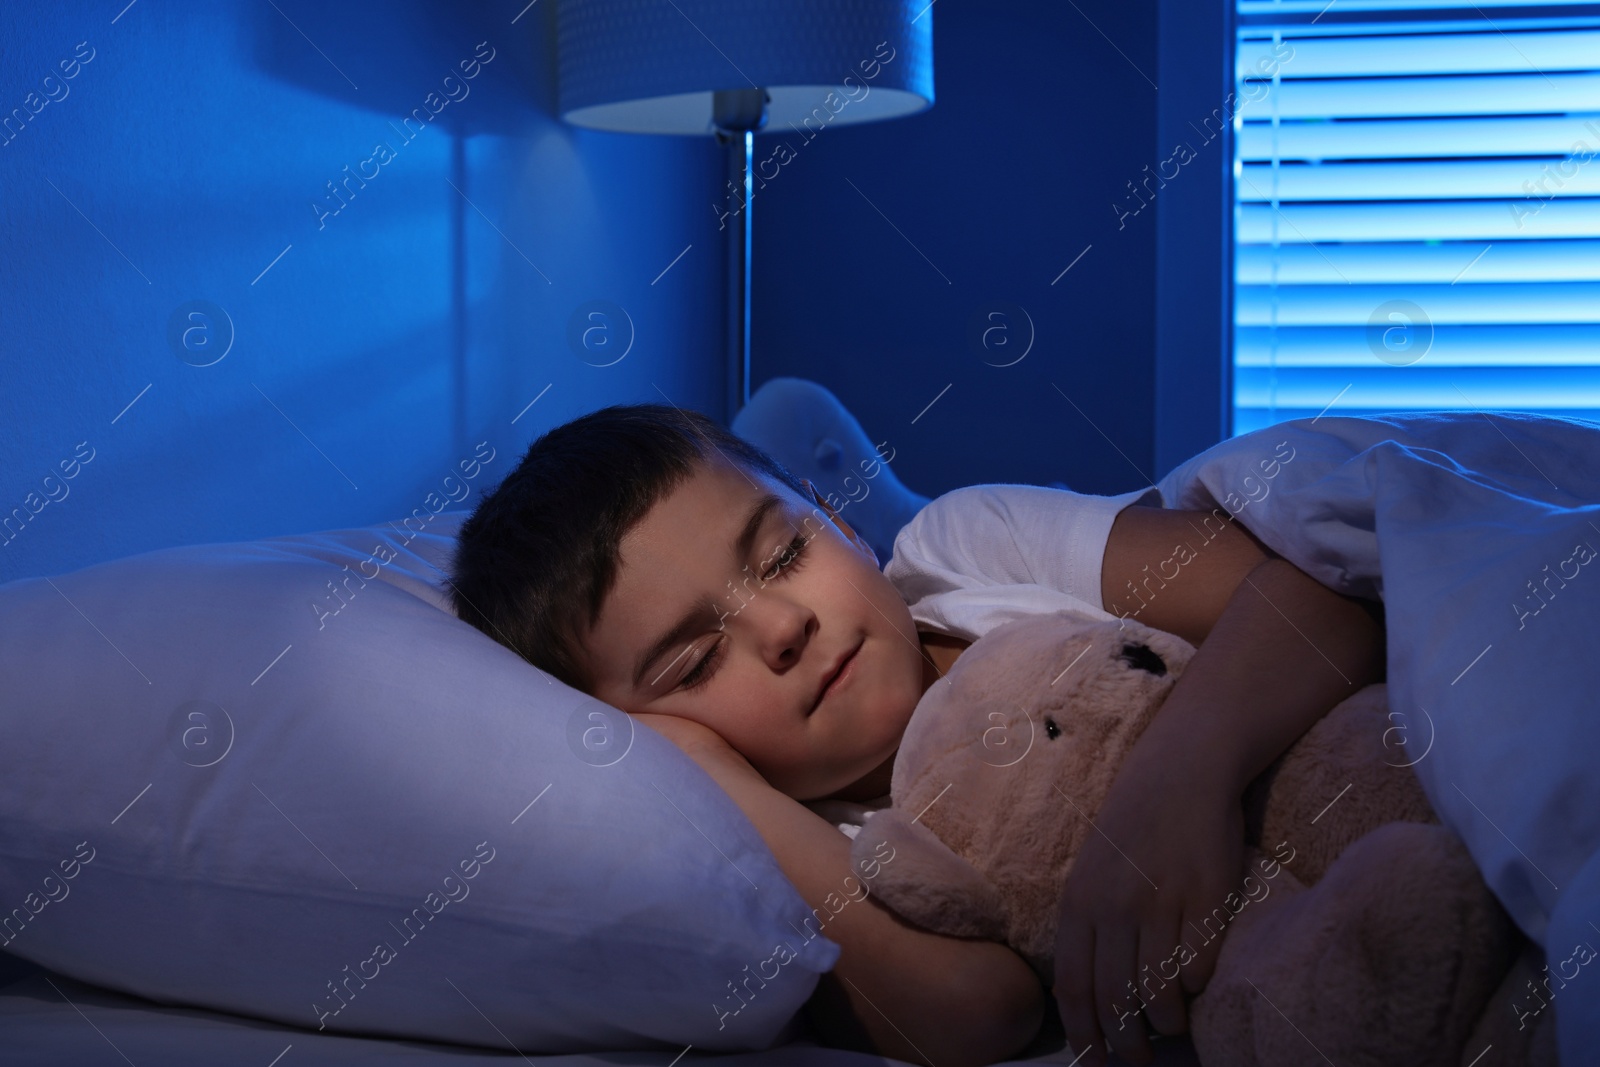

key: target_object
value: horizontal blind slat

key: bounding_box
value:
[1234,406,1600,434]
[1238,29,1600,79]
[1237,239,1600,281]
[1237,198,1600,241]
[1239,0,1600,15]
[1237,323,1600,365]
[1256,71,1600,118]
[1237,281,1600,324]
[1239,158,1600,200]
[1238,115,1600,162]
[1236,365,1600,406]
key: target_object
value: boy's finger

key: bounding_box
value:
[1053,919,1105,1067]
[1137,913,1188,1037]
[1093,924,1153,1066]
[1179,904,1226,996]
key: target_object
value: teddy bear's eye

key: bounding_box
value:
[1044,716,1060,740]
[1117,642,1167,676]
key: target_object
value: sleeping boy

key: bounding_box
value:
[448,403,1386,1067]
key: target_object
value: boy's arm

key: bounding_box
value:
[1052,505,1386,1067]
[635,712,1046,1067]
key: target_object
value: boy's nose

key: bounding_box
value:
[739,599,817,670]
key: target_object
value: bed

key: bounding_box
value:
[0,951,1207,1065]
[0,378,1203,1065]
[3,379,1595,1065]
[0,959,893,1066]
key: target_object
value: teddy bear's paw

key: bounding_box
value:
[1191,821,1518,1067]
[847,810,1013,945]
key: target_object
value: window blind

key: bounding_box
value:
[1233,0,1600,434]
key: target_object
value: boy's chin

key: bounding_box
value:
[836,745,897,803]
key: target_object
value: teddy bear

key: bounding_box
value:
[848,611,1551,1067]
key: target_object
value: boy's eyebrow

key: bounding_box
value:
[631,490,786,690]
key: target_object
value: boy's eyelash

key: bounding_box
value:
[679,637,723,690]
[677,533,811,692]
[761,533,810,581]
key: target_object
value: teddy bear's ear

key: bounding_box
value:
[849,810,1010,943]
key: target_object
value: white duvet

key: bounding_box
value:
[1153,410,1600,1059]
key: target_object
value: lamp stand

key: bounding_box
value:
[713,89,768,427]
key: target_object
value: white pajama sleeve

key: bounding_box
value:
[882,482,1163,641]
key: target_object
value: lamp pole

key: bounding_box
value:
[713,89,768,427]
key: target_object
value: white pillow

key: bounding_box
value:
[0,510,838,1051]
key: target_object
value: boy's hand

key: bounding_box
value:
[631,711,724,752]
[632,712,761,781]
[1061,511,1385,1067]
[1051,749,1244,1067]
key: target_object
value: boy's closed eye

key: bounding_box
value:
[676,529,814,692]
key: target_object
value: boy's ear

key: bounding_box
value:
[800,478,878,568]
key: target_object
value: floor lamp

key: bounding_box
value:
[555,0,934,426]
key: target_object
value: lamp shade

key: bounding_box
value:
[557,0,934,135]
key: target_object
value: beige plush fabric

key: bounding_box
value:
[850,612,1532,1067]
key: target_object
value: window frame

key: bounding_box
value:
[1154,0,1238,478]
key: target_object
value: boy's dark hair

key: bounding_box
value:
[449,403,809,694]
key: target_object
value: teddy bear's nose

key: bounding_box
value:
[1117,642,1167,676]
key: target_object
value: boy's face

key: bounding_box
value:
[578,455,926,801]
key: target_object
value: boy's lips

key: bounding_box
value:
[811,638,863,714]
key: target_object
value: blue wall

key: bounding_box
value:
[750,0,1168,500]
[3,0,1232,582]
[0,0,729,583]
